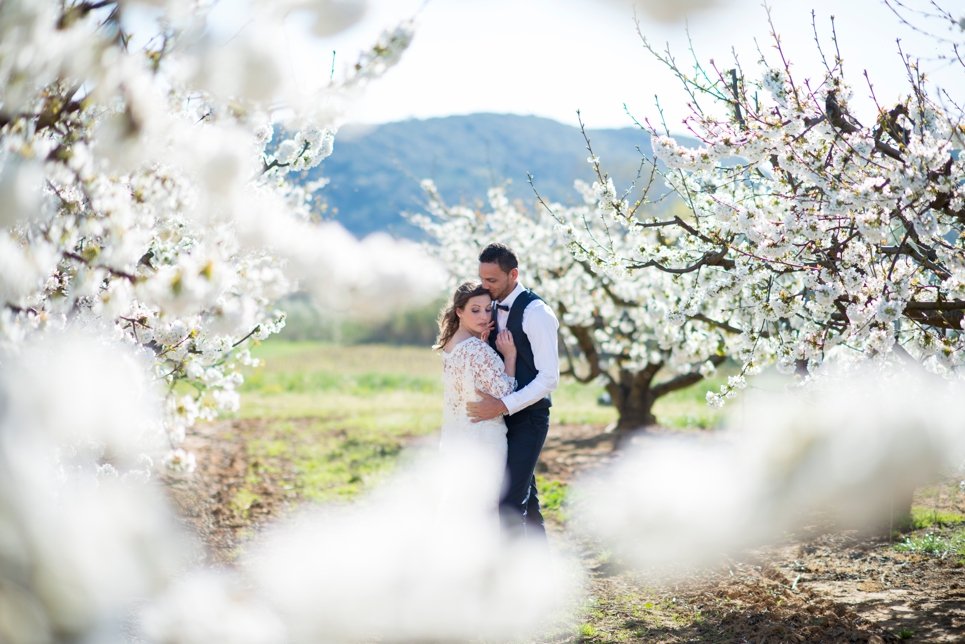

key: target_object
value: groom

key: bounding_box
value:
[468,243,559,539]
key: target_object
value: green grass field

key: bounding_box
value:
[231,340,725,505]
[239,340,625,426]
[240,340,727,428]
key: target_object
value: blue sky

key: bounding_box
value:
[201,0,962,131]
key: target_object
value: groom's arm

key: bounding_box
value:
[468,301,559,422]
[499,300,559,415]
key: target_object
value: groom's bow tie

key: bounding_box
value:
[494,303,510,311]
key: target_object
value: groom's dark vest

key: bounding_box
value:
[489,289,552,412]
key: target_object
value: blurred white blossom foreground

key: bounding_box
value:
[573,367,965,577]
[238,445,581,643]
[0,329,198,641]
[142,444,582,643]
[0,0,545,642]
[0,330,581,642]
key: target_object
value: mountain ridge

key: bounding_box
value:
[310,113,666,238]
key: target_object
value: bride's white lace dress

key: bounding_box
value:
[440,336,516,475]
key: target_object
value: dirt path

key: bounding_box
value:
[539,424,965,642]
[166,419,965,642]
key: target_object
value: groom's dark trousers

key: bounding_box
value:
[500,406,550,539]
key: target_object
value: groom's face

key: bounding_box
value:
[478,262,517,302]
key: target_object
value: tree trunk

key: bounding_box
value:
[607,368,659,434]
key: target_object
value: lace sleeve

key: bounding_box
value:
[467,339,517,398]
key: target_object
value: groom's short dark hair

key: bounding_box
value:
[479,243,518,273]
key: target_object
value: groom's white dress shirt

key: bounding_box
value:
[495,282,560,415]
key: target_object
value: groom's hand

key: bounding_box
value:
[467,389,508,422]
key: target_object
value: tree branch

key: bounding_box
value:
[629,247,735,274]
[63,250,138,282]
[903,300,965,312]
[688,313,744,335]
[651,354,726,400]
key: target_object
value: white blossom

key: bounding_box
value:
[572,15,965,393]
[0,157,45,228]
[575,367,965,577]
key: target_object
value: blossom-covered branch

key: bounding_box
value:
[561,3,965,404]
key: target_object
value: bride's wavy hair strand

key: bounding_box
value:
[433,282,491,350]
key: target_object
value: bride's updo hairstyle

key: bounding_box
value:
[433,281,491,350]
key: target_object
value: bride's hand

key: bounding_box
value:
[495,330,515,358]
[479,320,495,342]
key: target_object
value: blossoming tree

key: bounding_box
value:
[561,5,965,404]
[0,0,436,473]
[411,173,744,431]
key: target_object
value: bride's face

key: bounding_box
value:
[456,294,492,335]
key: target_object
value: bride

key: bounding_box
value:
[435,282,517,502]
